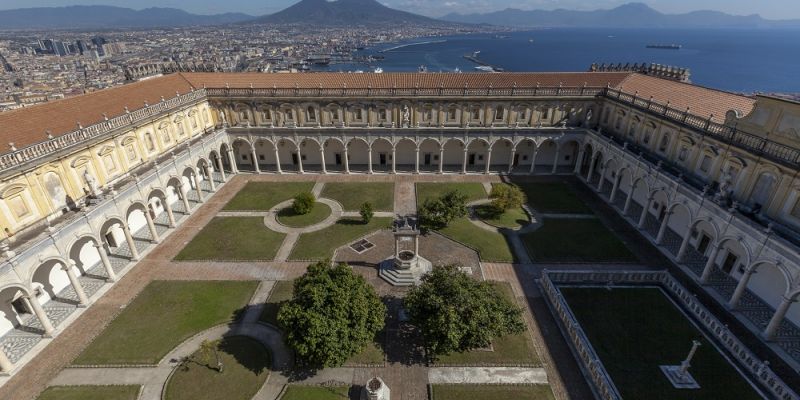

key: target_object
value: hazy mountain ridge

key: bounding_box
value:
[0,5,253,30]
[442,3,800,28]
[249,0,455,26]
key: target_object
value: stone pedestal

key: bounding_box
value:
[660,365,700,389]
[361,377,390,400]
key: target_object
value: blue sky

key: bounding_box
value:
[0,0,797,19]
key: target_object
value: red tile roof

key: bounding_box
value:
[0,71,756,156]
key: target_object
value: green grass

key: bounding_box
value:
[474,204,529,229]
[512,182,592,214]
[175,217,285,261]
[74,281,257,365]
[321,182,394,211]
[280,386,350,400]
[259,280,294,327]
[224,182,315,211]
[562,287,763,400]
[345,340,385,366]
[37,386,140,400]
[289,217,393,260]
[277,203,331,228]
[416,182,487,205]
[437,217,515,262]
[431,385,555,400]
[521,218,636,263]
[435,283,539,366]
[164,336,270,400]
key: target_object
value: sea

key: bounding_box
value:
[311,28,800,94]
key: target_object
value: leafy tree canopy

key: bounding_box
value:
[278,261,386,368]
[419,190,468,231]
[360,201,374,223]
[292,191,316,215]
[489,184,525,212]
[404,265,525,357]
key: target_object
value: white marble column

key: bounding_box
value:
[656,211,672,243]
[27,294,54,337]
[391,148,397,174]
[296,149,304,174]
[143,206,160,243]
[95,241,118,281]
[484,148,492,174]
[63,260,90,307]
[551,148,560,174]
[179,184,192,215]
[462,149,468,174]
[508,148,516,174]
[164,200,177,228]
[623,184,635,215]
[676,226,693,261]
[216,155,227,182]
[438,148,444,174]
[414,149,420,174]
[274,147,283,174]
[204,165,216,191]
[729,265,756,309]
[574,150,585,174]
[319,148,327,174]
[367,147,373,174]
[529,149,538,174]
[596,167,606,191]
[764,296,795,340]
[609,176,621,203]
[250,148,260,173]
[637,196,653,228]
[586,155,596,181]
[227,149,238,174]
[700,243,721,283]
[121,223,141,261]
[193,175,204,203]
[0,347,12,373]
[344,147,350,174]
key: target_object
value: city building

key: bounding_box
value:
[0,72,798,396]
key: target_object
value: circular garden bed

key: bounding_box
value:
[277,202,332,228]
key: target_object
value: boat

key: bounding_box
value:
[418,65,428,73]
[373,67,383,73]
[474,66,495,72]
[647,44,682,50]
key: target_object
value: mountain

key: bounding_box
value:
[250,0,453,26]
[0,6,254,30]
[442,3,800,29]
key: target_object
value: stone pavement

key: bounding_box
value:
[394,179,417,216]
[428,367,548,385]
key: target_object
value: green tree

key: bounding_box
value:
[489,184,525,212]
[278,261,386,368]
[292,191,315,215]
[360,201,374,223]
[419,190,468,231]
[198,339,223,373]
[404,265,525,358]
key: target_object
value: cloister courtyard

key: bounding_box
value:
[0,173,790,400]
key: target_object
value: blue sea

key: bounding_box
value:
[313,28,800,94]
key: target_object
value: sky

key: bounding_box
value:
[0,0,797,20]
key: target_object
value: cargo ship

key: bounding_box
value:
[646,44,682,50]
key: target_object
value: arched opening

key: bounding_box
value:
[580,143,594,177]
[714,238,750,277]
[299,139,322,173]
[441,139,465,173]
[31,258,73,306]
[641,189,670,237]
[557,140,580,173]
[254,139,278,173]
[323,138,346,173]
[514,139,535,173]
[748,262,798,326]
[126,202,153,246]
[534,140,557,174]
[276,139,300,173]
[612,168,632,210]
[147,188,172,230]
[219,143,232,173]
[489,139,513,173]
[418,138,440,173]
[369,138,392,173]
[181,167,203,204]
[465,139,489,173]
[590,151,604,184]
[0,285,32,339]
[347,138,370,173]
[394,139,416,173]
[664,203,692,255]
[69,235,102,276]
[208,150,222,181]
[166,177,188,215]
[232,139,254,172]
[682,219,719,276]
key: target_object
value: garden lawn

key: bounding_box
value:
[164,336,270,400]
[474,204,529,229]
[437,218,515,262]
[289,217,393,260]
[562,287,763,400]
[74,281,257,365]
[512,182,592,214]
[280,386,350,400]
[259,280,294,326]
[37,386,140,400]
[521,218,636,263]
[431,384,555,400]
[175,217,285,261]
[223,182,314,211]
[321,182,394,211]
[416,182,487,205]
[277,203,331,228]
[435,283,539,366]
[345,340,385,366]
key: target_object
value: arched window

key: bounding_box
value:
[306,106,316,121]
[447,106,457,121]
[495,106,505,121]
[749,172,776,209]
[471,105,481,120]
[658,134,670,152]
[144,132,155,151]
[378,108,387,121]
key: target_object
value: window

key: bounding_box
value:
[378,108,387,120]
[125,144,136,161]
[472,105,481,120]
[190,114,198,129]
[495,106,504,121]
[261,110,271,121]
[8,194,31,219]
[678,146,689,161]
[144,132,155,151]
[659,135,669,152]
[161,127,171,144]
[306,106,316,121]
[749,173,776,208]
[238,110,249,121]
[423,108,432,121]
[543,108,551,120]
[354,108,363,121]
[699,155,712,173]
[448,107,457,121]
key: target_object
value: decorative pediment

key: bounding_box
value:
[97,144,116,156]
[70,155,91,167]
[0,183,27,199]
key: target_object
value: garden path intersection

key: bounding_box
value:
[1,173,791,400]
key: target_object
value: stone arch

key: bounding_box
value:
[489,138,514,173]
[556,139,580,173]
[299,138,323,172]
[276,138,300,172]
[514,138,536,172]
[29,256,73,305]
[579,142,594,176]
[534,139,558,172]
[746,169,779,211]
[346,137,370,172]
[125,201,152,241]
[418,138,440,173]
[442,138,465,172]
[748,260,796,324]
[368,138,392,172]
[0,284,32,337]
[219,142,232,172]
[99,216,127,250]
[323,137,346,173]
[394,138,417,172]
[630,177,650,211]
[715,236,752,275]
[465,138,490,172]
[666,202,693,240]
[253,138,277,173]
[231,138,254,172]
[67,234,103,275]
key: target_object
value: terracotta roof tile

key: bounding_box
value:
[0,73,195,153]
[612,74,755,123]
